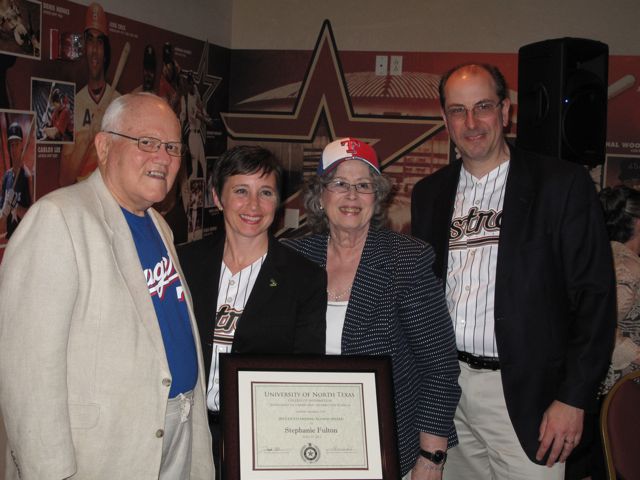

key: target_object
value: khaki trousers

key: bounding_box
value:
[443,362,564,480]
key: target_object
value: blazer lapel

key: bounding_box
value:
[495,147,535,298]
[343,229,386,339]
[241,235,282,318]
[432,161,461,279]
[89,171,169,365]
[200,235,224,348]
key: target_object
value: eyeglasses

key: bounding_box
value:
[445,100,503,120]
[105,131,186,157]
[324,180,377,194]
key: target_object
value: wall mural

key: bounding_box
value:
[224,21,640,237]
[0,0,229,261]
[2,8,640,261]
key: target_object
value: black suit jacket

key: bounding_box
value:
[411,145,616,463]
[178,232,327,381]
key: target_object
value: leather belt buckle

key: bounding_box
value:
[458,350,500,370]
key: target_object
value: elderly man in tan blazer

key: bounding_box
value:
[0,93,214,479]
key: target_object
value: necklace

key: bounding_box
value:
[327,284,352,301]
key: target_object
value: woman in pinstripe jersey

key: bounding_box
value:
[283,137,461,480]
[179,146,327,479]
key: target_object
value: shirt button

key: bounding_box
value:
[226,297,233,303]
[156,429,164,438]
[465,286,470,291]
[229,280,235,286]
[162,378,171,387]
[470,251,476,256]
[474,200,480,205]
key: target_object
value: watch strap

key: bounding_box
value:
[419,448,447,465]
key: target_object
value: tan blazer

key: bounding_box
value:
[0,170,214,479]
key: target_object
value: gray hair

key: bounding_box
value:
[599,185,640,243]
[101,92,172,132]
[304,166,393,234]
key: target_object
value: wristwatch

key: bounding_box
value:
[419,449,447,465]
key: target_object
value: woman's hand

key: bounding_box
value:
[409,433,447,480]
[409,457,444,480]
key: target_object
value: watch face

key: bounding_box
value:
[432,450,446,463]
[421,449,447,464]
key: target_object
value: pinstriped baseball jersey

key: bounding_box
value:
[446,160,510,357]
[207,254,266,411]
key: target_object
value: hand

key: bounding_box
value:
[414,433,447,479]
[1,199,11,218]
[1,190,16,217]
[8,189,18,209]
[536,400,584,466]
[43,126,59,140]
[60,130,92,186]
[409,457,443,480]
[14,23,27,46]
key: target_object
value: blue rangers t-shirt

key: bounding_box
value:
[123,208,197,398]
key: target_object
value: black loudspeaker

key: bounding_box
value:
[516,37,608,167]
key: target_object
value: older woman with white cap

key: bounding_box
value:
[283,137,460,479]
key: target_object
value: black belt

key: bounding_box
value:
[458,350,500,370]
[208,410,220,424]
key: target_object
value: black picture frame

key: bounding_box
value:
[219,354,400,480]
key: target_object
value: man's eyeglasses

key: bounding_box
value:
[445,100,503,120]
[324,180,377,194]
[105,131,186,157]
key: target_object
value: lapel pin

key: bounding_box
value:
[269,278,278,287]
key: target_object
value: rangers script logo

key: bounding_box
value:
[144,256,180,299]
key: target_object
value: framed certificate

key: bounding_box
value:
[219,354,400,480]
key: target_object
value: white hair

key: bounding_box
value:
[100,92,172,132]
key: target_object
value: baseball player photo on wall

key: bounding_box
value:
[0,0,229,257]
[0,109,36,254]
[0,0,41,59]
[31,77,75,144]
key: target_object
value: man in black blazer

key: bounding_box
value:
[411,63,615,479]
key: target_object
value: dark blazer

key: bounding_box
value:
[178,232,327,381]
[284,228,461,476]
[411,144,616,463]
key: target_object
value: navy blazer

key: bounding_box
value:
[411,145,616,463]
[178,232,327,381]
[284,228,461,476]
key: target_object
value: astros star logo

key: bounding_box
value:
[221,20,444,170]
[186,41,222,144]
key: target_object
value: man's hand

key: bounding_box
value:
[43,126,60,140]
[536,400,584,466]
[1,190,16,217]
[60,130,91,186]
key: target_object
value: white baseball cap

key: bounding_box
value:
[317,137,380,176]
